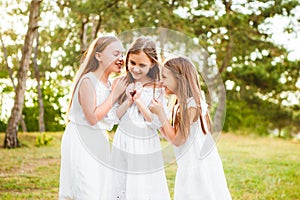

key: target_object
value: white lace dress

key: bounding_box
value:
[111,87,171,200]
[173,98,232,200]
[59,72,118,200]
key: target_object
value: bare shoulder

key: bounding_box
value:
[188,107,198,123]
[80,77,93,88]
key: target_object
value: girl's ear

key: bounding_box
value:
[95,52,101,61]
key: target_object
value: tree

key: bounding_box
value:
[4,0,41,148]
[32,30,45,132]
[0,35,27,132]
[184,0,300,134]
[1,0,299,141]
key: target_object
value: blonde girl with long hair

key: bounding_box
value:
[111,37,170,200]
[59,35,127,200]
[150,56,231,200]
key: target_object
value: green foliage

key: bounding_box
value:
[1,0,300,138]
[22,106,39,131]
[0,120,6,132]
[22,81,65,132]
[0,70,9,78]
[42,83,65,132]
[224,99,269,135]
[1,84,14,93]
[35,132,53,147]
[224,84,299,138]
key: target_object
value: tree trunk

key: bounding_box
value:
[4,0,41,148]
[278,128,282,138]
[1,34,28,133]
[91,15,101,40]
[219,36,233,74]
[159,29,167,62]
[219,0,233,74]
[19,115,28,132]
[80,17,89,52]
[33,30,45,132]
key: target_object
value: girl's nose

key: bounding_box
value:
[132,67,140,73]
[117,56,124,64]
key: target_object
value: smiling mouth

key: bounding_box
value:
[115,62,123,69]
[131,71,141,76]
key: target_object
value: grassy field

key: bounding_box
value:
[0,132,299,200]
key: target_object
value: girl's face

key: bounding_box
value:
[127,51,153,82]
[98,41,125,73]
[161,67,177,94]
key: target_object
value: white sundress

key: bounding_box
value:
[173,98,232,200]
[59,72,118,200]
[111,86,171,200]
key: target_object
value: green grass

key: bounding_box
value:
[0,132,299,200]
[0,132,61,199]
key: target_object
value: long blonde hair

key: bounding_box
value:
[164,56,211,138]
[66,36,119,119]
[119,37,160,103]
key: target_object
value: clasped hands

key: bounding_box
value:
[126,82,143,103]
[112,80,163,117]
[126,83,163,115]
[125,82,163,113]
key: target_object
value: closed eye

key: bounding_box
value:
[113,51,121,56]
[130,60,136,65]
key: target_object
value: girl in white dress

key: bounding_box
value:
[111,37,171,200]
[150,56,232,200]
[59,36,128,200]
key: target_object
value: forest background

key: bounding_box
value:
[0,0,300,145]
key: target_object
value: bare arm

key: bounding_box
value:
[116,82,135,119]
[116,94,152,121]
[79,77,127,125]
[134,98,152,122]
[116,99,133,119]
[132,83,153,122]
[150,99,197,146]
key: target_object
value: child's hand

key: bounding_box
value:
[149,99,163,115]
[132,82,143,101]
[112,76,128,97]
[126,83,135,103]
